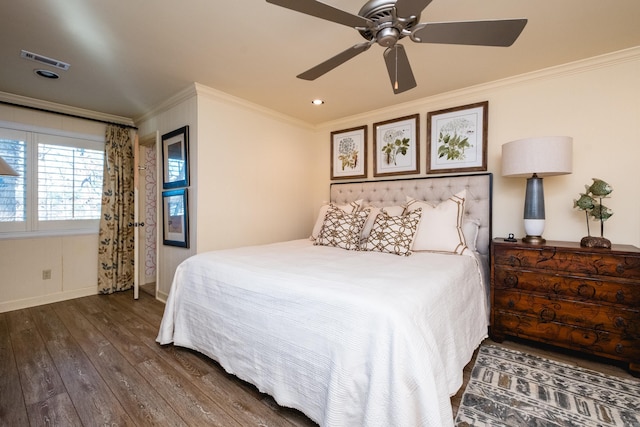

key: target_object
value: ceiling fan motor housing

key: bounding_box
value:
[357,0,420,46]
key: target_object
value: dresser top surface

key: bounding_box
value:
[492,238,640,255]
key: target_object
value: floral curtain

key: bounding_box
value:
[98,125,135,294]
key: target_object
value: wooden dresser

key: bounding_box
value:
[490,238,640,376]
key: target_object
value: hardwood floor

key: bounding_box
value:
[1,290,635,426]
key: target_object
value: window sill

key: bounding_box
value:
[0,229,99,240]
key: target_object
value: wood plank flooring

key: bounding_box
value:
[1,290,635,426]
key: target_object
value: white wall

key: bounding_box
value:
[136,89,198,301]
[195,85,319,253]
[0,102,109,312]
[313,47,640,248]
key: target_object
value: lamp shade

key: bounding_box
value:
[502,136,573,177]
[0,155,18,176]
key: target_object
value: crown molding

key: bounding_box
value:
[194,83,314,130]
[318,46,640,130]
[0,91,135,127]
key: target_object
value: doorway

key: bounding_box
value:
[136,132,158,297]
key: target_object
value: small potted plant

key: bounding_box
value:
[573,178,613,248]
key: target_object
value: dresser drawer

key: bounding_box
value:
[493,246,640,280]
[493,311,640,362]
[493,290,640,336]
[493,268,640,306]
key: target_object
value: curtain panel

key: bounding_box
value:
[98,125,135,294]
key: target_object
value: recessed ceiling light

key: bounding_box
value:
[34,69,60,79]
[311,99,325,105]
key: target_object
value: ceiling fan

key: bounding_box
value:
[266,0,527,94]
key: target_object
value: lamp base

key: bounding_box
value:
[522,235,546,245]
[523,219,545,245]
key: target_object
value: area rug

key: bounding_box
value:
[455,344,640,426]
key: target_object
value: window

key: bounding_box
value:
[0,126,104,236]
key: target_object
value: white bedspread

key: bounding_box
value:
[157,239,488,427]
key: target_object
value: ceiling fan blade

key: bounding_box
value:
[412,19,527,47]
[394,0,433,19]
[383,44,417,94]
[266,0,372,28]
[297,42,372,80]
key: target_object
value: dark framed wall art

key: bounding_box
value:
[162,188,189,248]
[162,125,189,189]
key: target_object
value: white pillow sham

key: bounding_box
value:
[405,190,468,255]
[463,218,481,252]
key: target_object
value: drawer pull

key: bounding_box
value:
[508,299,515,309]
[616,290,625,302]
[614,317,626,329]
[504,275,518,288]
[539,308,556,322]
[615,343,624,354]
[616,264,625,274]
[577,284,595,299]
[507,255,519,267]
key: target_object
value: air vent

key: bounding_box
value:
[20,49,70,71]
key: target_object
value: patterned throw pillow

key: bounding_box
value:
[364,208,422,256]
[310,200,362,241]
[315,205,369,250]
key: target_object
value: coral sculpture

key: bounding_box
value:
[573,178,613,248]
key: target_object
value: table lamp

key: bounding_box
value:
[502,136,573,244]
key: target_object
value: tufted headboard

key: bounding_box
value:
[330,173,493,256]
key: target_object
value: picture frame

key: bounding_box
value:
[162,125,189,189]
[373,114,419,177]
[331,125,367,180]
[162,188,189,248]
[427,101,488,174]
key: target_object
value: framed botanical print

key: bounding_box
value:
[331,125,367,179]
[373,114,419,177]
[162,125,189,189]
[427,101,488,174]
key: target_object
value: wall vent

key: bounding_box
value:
[20,49,70,71]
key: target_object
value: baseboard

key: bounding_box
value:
[0,287,97,313]
[156,290,169,303]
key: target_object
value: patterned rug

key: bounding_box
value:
[455,344,640,426]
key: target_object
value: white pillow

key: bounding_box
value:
[405,190,468,254]
[310,200,362,240]
[463,218,481,252]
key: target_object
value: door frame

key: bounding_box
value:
[134,131,160,299]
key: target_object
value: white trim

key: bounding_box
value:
[0,229,98,240]
[0,91,135,128]
[318,46,640,130]
[0,286,97,313]
[136,83,314,130]
[0,119,104,141]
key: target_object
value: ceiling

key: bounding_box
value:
[2,0,639,126]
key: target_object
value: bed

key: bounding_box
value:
[157,173,493,427]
